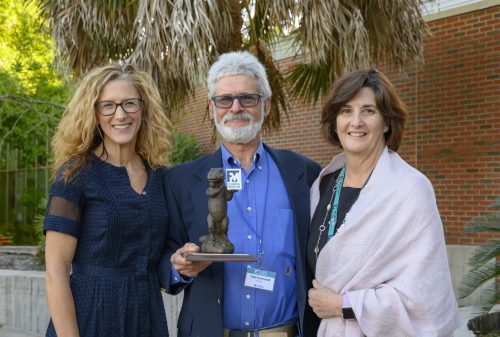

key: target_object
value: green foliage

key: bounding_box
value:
[168,129,201,166]
[480,332,500,337]
[0,0,71,169]
[34,197,46,266]
[459,196,500,315]
[286,62,332,103]
[0,0,71,244]
[0,222,38,245]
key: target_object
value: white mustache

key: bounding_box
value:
[222,113,252,123]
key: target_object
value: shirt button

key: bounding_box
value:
[247,206,252,211]
[245,322,250,326]
[141,191,147,195]
[246,294,251,300]
[246,179,250,184]
[247,234,252,240]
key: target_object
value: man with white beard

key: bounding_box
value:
[160,51,321,337]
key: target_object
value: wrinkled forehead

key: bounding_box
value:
[214,74,260,95]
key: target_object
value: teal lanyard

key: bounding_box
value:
[327,164,372,239]
[327,165,346,239]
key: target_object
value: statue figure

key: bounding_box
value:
[200,168,236,253]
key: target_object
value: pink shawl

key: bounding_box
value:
[311,148,461,337]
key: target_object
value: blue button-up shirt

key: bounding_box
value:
[221,142,297,330]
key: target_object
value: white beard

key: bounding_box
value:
[214,108,264,144]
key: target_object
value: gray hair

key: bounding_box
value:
[207,51,272,99]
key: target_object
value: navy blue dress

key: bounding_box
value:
[44,157,169,337]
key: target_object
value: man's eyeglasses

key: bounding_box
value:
[211,93,262,109]
[96,98,143,116]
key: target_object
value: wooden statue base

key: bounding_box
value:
[184,252,257,262]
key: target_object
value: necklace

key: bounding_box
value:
[314,165,345,260]
[313,182,337,260]
[313,164,372,260]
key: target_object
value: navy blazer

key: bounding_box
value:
[160,144,321,337]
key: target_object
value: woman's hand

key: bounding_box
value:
[170,242,211,278]
[308,279,343,319]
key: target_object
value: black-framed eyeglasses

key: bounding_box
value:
[96,98,143,116]
[211,93,262,109]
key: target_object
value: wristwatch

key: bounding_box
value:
[342,306,355,320]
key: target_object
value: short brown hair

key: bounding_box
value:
[321,69,408,151]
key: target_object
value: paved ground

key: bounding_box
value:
[0,307,480,337]
[0,326,40,337]
[457,306,476,337]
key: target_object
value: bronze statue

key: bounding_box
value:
[200,168,236,253]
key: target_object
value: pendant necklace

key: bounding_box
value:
[314,164,372,260]
[314,165,346,260]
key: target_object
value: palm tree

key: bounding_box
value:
[459,196,500,315]
[32,0,427,132]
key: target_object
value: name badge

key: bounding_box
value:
[244,267,276,292]
[225,169,242,190]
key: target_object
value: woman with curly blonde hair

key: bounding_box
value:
[44,63,172,337]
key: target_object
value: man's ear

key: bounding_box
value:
[264,98,271,116]
[208,100,214,120]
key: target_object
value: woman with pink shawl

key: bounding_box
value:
[307,69,461,337]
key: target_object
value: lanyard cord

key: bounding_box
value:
[327,165,347,239]
[314,164,373,260]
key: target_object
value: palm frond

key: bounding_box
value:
[129,0,234,108]
[355,0,427,67]
[459,195,500,316]
[492,196,500,208]
[286,62,331,103]
[468,240,500,270]
[289,0,426,102]
[32,0,235,111]
[34,0,138,76]
[465,204,500,233]
[297,1,370,66]
[474,283,500,315]
[251,0,300,42]
[249,40,288,134]
[32,0,428,130]
[214,0,243,54]
[459,261,499,299]
[242,1,299,133]
[465,221,500,234]
[288,0,371,102]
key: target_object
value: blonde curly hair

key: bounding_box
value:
[52,63,172,180]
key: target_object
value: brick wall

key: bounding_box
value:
[172,5,500,245]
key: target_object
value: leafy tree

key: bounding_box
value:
[0,0,71,240]
[32,0,427,132]
[0,0,71,169]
